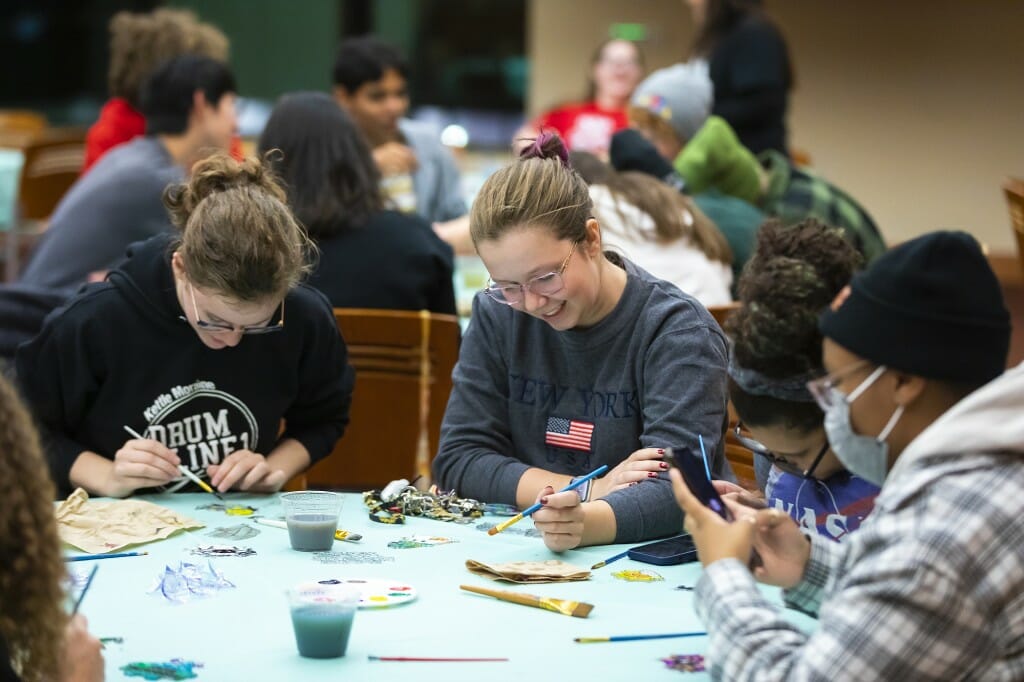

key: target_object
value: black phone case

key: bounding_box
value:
[627,534,699,566]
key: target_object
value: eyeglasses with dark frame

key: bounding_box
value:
[733,421,830,479]
[184,282,284,335]
[483,240,579,306]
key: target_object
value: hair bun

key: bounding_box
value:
[729,219,862,377]
[518,131,570,168]
[164,153,287,229]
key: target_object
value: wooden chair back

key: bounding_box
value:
[707,301,741,330]
[706,301,761,491]
[302,309,460,491]
[0,110,47,135]
[1004,178,1024,277]
[18,128,86,221]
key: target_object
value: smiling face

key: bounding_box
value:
[476,222,615,331]
[591,40,644,103]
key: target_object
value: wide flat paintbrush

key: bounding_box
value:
[460,584,593,618]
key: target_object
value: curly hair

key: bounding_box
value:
[164,153,315,303]
[108,8,229,108]
[727,219,862,430]
[0,375,66,682]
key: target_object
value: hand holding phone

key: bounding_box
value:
[665,447,732,521]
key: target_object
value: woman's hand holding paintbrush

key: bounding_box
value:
[93,426,183,498]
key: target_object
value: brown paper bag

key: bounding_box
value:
[56,488,204,553]
[465,558,591,583]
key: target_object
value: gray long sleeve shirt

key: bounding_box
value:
[20,136,182,292]
[433,258,730,542]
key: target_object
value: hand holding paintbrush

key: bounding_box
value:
[488,465,608,536]
[123,426,223,500]
[460,584,593,618]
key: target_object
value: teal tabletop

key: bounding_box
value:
[65,492,815,681]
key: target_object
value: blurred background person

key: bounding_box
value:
[19,55,238,293]
[332,36,467,225]
[572,150,733,306]
[520,38,645,158]
[259,91,456,314]
[83,7,233,172]
[686,0,793,157]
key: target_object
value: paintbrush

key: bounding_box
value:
[591,548,630,570]
[123,425,223,500]
[460,584,593,618]
[488,464,608,536]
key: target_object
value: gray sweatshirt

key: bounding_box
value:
[20,136,183,292]
[433,258,730,542]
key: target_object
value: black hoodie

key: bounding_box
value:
[16,235,354,496]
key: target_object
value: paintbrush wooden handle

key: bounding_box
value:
[460,584,540,606]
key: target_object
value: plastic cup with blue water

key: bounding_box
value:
[288,582,360,658]
[280,491,343,552]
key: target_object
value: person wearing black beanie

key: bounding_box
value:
[666,230,1024,679]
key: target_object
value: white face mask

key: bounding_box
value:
[822,366,904,487]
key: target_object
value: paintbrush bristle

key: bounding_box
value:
[571,602,594,618]
[487,526,499,536]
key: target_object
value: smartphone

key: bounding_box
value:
[627,533,698,566]
[665,446,733,521]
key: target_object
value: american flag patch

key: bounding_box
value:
[545,417,594,452]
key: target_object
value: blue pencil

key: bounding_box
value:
[591,548,630,570]
[575,631,707,643]
[699,435,712,481]
[488,464,609,536]
[70,564,98,616]
[65,551,149,562]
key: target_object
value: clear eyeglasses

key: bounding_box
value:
[185,282,284,335]
[483,240,579,306]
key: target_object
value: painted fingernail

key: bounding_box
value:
[648,471,658,478]
[657,448,665,454]
[540,497,549,505]
[660,462,669,469]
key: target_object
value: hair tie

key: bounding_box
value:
[727,356,818,403]
[519,131,570,169]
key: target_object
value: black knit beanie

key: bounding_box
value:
[819,231,1011,384]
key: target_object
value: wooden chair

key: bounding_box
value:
[2,128,86,281]
[705,301,762,490]
[707,301,741,330]
[0,110,47,135]
[1004,177,1024,278]
[300,309,461,491]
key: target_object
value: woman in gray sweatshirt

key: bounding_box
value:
[432,132,730,551]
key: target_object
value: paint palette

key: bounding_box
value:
[316,578,417,609]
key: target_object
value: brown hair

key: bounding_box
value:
[577,154,732,265]
[0,375,66,682]
[471,132,592,246]
[108,8,229,107]
[627,106,686,147]
[164,153,315,302]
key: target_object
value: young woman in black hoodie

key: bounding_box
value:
[17,154,354,498]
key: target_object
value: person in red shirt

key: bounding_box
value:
[83,8,238,173]
[520,39,645,158]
